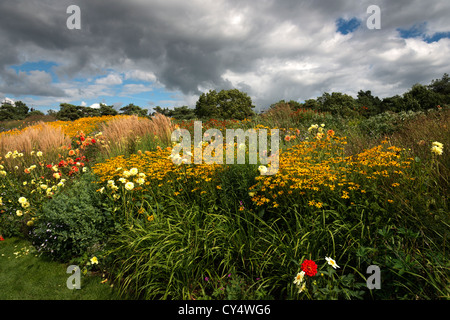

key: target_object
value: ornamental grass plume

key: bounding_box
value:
[0,122,71,158]
[99,114,174,157]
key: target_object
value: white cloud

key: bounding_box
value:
[95,73,123,85]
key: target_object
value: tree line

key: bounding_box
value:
[1,73,449,122]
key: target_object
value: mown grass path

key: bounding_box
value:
[0,237,120,300]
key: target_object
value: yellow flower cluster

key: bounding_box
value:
[92,147,220,197]
[248,136,413,208]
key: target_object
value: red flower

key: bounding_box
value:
[0,235,4,241]
[91,138,96,144]
[301,259,318,277]
[80,136,85,142]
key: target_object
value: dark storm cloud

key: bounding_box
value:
[0,0,449,108]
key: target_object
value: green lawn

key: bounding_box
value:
[0,237,121,300]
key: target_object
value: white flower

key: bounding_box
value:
[325,256,340,269]
[16,210,23,216]
[136,178,145,185]
[123,170,131,178]
[258,165,268,175]
[118,178,127,184]
[297,282,306,293]
[36,151,43,157]
[125,182,134,191]
[293,271,305,285]
[129,168,139,176]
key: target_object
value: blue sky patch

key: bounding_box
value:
[397,22,450,43]
[336,17,361,35]
[10,60,59,82]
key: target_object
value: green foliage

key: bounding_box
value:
[316,92,359,117]
[195,89,255,120]
[153,105,196,120]
[0,101,29,121]
[30,173,115,262]
[119,103,148,117]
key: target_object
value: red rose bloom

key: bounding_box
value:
[301,259,318,277]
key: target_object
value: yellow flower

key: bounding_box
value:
[16,210,23,216]
[432,141,444,149]
[431,145,443,155]
[90,257,99,264]
[36,151,43,157]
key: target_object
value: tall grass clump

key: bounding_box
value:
[98,114,174,160]
[0,122,72,168]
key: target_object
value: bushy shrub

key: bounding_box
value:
[30,173,114,261]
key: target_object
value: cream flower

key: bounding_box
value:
[325,256,340,269]
[125,182,134,191]
[293,271,305,285]
[258,165,268,175]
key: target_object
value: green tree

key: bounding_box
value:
[0,103,17,121]
[153,106,171,117]
[428,73,450,97]
[14,101,29,119]
[403,84,441,110]
[195,89,255,120]
[317,92,358,117]
[356,90,382,116]
[381,95,406,113]
[99,104,118,116]
[170,106,196,120]
[119,103,148,117]
[0,100,29,121]
[56,103,83,121]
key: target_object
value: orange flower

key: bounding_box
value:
[327,129,335,137]
[69,150,76,156]
[284,135,291,142]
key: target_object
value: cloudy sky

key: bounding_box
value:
[0,0,449,113]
